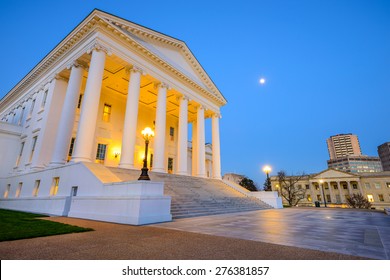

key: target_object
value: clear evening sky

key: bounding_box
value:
[1,0,389,186]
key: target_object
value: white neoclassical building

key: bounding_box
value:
[0,9,227,224]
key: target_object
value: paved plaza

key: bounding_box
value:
[154,208,390,259]
[1,208,389,259]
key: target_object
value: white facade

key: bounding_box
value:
[0,10,226,224]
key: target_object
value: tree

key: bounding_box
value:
[346,193,372,209]
[239,176,258,192]
[277,171,306,206]
[263,176,272,191]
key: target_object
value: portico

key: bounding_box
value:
[0,10,226,179]
[0,9,229,225]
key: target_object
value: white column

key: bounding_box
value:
[119,66,143,169]
[211,113,222,179]
[327,181,334,203]
[337,181,344,202]
[191,120,198,176]
[50,62,84,165]
[71,48,106,162]
[152,82,168,173]
[176,95,188,175]
[347,181,352,195]
[196,105,206,177]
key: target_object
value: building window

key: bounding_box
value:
[41,90,48,108]
[4,184,11,198]
[68,137,76,161]
[168,157,173,174]
[333,185,338,190]
[342,184,348,190]
[367,194,374,202]
[374,183,381,189]
[315,185,319,191]
[345,194,350,201]
[169,127,174,141]
[16,142,25,167]
[336,195,341,203]
[16,183,22,198]
[77,94,83,109]
[96,144,107,164]
[352,183,358,190]
[305,184,310,190]
[33,180,40,197]
[365,183,371,189]
[326,194,331,203]
[378,194,384,202]
[306,194,312,202]
[102,104,111,122]
[317,194,321,201]
[29,136,38,163]
[50,177,60,196]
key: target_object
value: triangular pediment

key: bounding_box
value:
[312,169,358,179]
[95,10,227,106]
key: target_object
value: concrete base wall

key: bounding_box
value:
[0,162,171,225]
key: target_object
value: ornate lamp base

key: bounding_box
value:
[138,167,150,180]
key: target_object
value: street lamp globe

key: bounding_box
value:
[263,165,272,174]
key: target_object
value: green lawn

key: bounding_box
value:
[0,209,93,242]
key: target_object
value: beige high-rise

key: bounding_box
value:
[327,133,362,160]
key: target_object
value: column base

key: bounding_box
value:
[118,163,135,169]
[152,168,166,173]
[70,157,92,163]
[176,171,189,176]
[49,161,67,167]
[196,174,207,178]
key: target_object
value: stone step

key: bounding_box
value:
[107,166,272,219]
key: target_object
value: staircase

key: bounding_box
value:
[107,167,272,219]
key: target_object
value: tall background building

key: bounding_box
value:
[378,142,390,171]
[326,133,382,173]
[327,133,362,160]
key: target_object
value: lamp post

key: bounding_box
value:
[319,179,327,207]
[262,165,272,191]
[138,127,154,181]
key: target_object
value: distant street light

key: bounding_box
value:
[262,165,272,191]
[138,127,154,181]
[319,179,327,207]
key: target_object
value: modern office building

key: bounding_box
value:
[378,142,390,171]
[326,133,362,160]
[271,168,390,210]
[327,155,383,173]
[326,133,382,173]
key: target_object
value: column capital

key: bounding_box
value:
[67,60,89,71]
[126,65,145,75]
[154,81,170,90]
[49,73,68,83]
[176,93,189,102]
[87,40,112,56]
[212,112,222,118]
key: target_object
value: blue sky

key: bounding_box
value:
[1,0,389,186]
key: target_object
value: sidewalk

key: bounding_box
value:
[0,211,370,260]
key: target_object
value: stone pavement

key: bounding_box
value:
[153,208,390,260]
